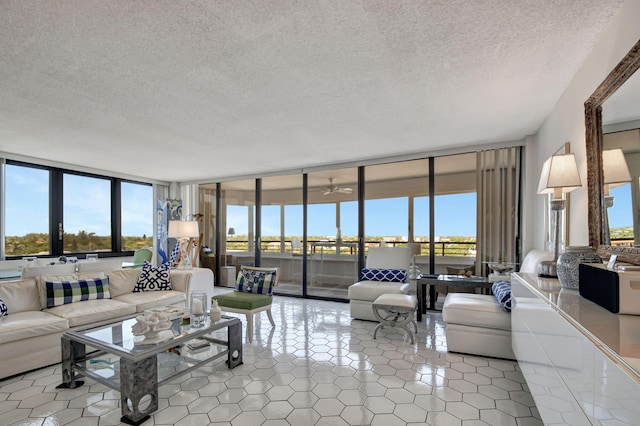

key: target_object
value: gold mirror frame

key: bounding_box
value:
[585,39,640,263]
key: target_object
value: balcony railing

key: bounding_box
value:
[226,239,476,257]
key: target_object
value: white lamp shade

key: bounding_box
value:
[537,153,582,196]
[168,220,199,238]
[603,148,632,188]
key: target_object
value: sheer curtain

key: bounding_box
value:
[476,147,521,275]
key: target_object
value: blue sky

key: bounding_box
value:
[608,183,633,228]
[229,193,477,238]
[7,164,477,239]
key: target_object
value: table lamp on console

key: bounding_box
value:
[536,153,582,277]
[168,220,200,269]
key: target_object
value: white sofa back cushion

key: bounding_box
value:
[22,263,77,278]
[0,279,42,313]
[77,259,124,273]
[366,247,411,271]
[106,269,142,297]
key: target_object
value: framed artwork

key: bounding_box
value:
[157,199,182,265]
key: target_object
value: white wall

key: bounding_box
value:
[525,0,640,252]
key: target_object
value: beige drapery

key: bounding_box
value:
[475,147,521,275]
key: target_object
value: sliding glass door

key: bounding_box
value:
[220,179,255,287]
[306,168,358,299]
[261,174,303,296]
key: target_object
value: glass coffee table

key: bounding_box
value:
[58,315,242,425]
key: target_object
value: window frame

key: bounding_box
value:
[4,160,152,259]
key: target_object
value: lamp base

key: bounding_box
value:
[538,260,557,278]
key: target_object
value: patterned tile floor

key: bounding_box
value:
[0,293,542,426]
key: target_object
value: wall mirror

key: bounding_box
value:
[585,39,640,263]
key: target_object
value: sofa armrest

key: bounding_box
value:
[170,270,192,294]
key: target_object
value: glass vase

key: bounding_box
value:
[189,292,208,328]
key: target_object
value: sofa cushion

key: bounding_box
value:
[213,291,272,310]
[106,269,141,297]
[76,259,124,274]
[46,299,136,328]
[0,311,69,344]
[235,269,276,295]
[0,299,7,317]
[492,281,512,312]
[134,261,171,292]
[45,277,111,308]
[0,278,42,313]
[361,268,407,283]
[442,293,511,331]
[348,281,410,301]
[115,290,186,313]
[36,274,78,309]
[21,263,77,279]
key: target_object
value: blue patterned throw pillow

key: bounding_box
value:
[0,298,7,317]
[133,261,172,292]
[492,280,512,312]
[361,268,407,283]
[235,269,277,295]
[45,277,111,308]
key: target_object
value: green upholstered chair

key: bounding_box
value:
[212,266,279,343]
[131,247,153,267]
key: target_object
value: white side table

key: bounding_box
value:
[221,266,237,287]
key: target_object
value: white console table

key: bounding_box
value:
[511,273,640,425]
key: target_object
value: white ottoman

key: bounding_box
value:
[372,294,418,344]
[442,293,514,359]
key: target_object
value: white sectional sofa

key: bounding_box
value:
[0,267,206,379]
[441,250,552,360]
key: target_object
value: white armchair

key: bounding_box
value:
[347,247,411,321]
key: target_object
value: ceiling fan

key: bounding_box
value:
[321,178,353,195]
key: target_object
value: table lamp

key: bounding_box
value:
[168,220,200,269]
[537,153,582,277]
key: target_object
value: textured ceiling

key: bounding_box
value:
[0,0,625,183]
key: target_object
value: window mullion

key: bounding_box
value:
[50,169,64,256]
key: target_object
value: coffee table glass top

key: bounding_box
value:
[67,315,238,360]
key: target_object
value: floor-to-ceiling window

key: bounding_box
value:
[63,173,112,253]
[196,148,518,301]
[433,153,477,275]
[306,168,358,299]
[261,174,303,296]
[220,179,256,287]
[4,163,50,256]
[198,184,217,276]
[120,182,154,251]
[364,160,430,284]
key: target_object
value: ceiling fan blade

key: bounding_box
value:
[336,187,353,194]
[321,188,332,195]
